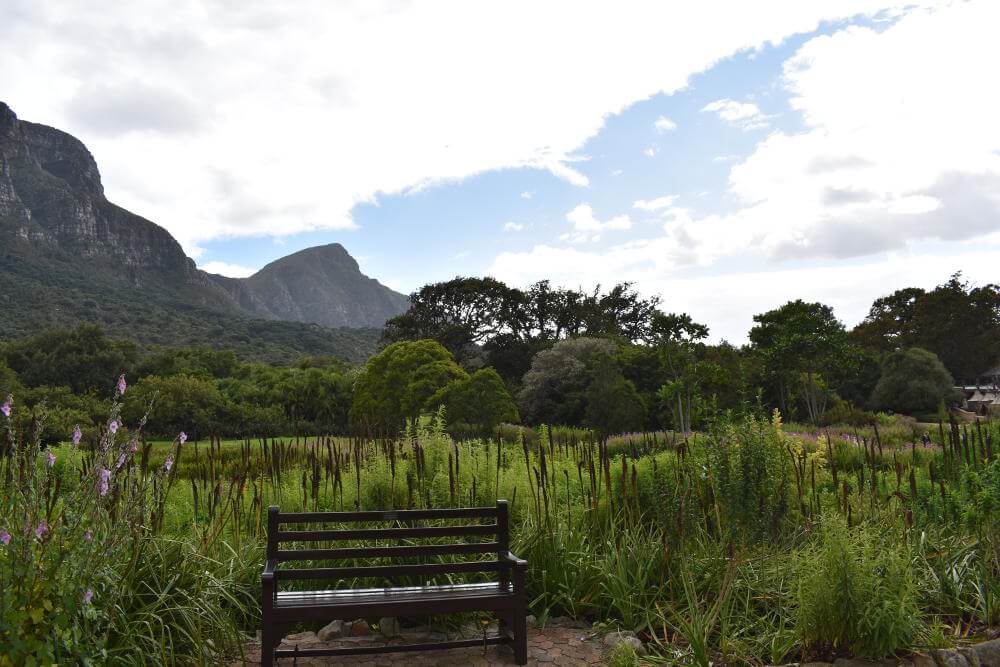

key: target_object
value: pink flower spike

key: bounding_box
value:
[178,431,187,445]
[0,528,10,545]
[84,589,93,605]
[163,455,173,473]
[72,425,82,446]
[115,452,126,470]
[46,451,56,468]
[84,529,92,542]
[98,467,111,497]
[35,521,48,539]
[1,395,11,418]
[109,420,119,434]
[116,374,127,396]
[130,439,138,453]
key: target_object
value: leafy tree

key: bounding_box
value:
[853,274,1000,382]
[650,313,717,432]
[428,368,519,435]
[123,374,229,439]
[749,300,848,423]
[585,355,645,438]
[350,340,467,435]
[135,347,239,380]
[383,277,661,382]
[272,367,353,434]
[870,348,957,414]
[0,360,22,399]
[2,325,138,394]
[517,337,643,434]
[517,338,617,425]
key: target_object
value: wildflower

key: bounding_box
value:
[1,395,11,418]
[116,374,127,396]
[98,468,111,497]
[84,530,92,542]
[46,450,56,468]
[0,528,10,545]
[178,431,187,445]
[163,455,173,473]
[35,521,48,539]
[130,439,138,453]
[115,452,126,470]
[83,589,93,605]
[72,424,82,446]
[109,420,119,434]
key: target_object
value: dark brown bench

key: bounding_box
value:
[261,500,528,665]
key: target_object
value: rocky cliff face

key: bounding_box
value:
[0,101,409,335]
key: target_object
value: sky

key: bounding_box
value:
[2,0,999,342]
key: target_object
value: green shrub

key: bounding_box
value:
[796,516,919,658]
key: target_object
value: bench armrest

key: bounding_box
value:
[501,551,527,569]
[262,559,278,581]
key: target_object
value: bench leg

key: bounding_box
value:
[513,608,527,665]
[261,623,276,667]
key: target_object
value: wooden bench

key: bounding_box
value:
[261,500,528,665]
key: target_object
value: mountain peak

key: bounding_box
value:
[0,101,408,340]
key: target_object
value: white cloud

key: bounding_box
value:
[0,0,939,249]
[504,222,525,232]
[519,190,533,199]
[562,203,631,243]
[654,115,677,132]
[489,0,1000,341]
[701,98,771,130]
[643,147,658,157]
[199,261,258,278]
[634,195,678,211]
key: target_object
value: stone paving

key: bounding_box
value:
[237,619,608,666]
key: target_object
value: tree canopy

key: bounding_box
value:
[853,274,1000,382]
[350,340,467,436]
[870,347,957,415]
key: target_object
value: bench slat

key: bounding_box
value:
[274,636,505,658]
[277,507,497,523]
[276,524,496,543]
[274,542,499,561]
[275,560,504,581]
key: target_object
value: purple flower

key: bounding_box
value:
[115,452,126,470]
[35,521,48,539]
[72,425,82,446]
[130,439,138,453]
[0,528,10,545]
[108,420,119,435]
[46,451,56,468]
[83,589,93,605]
[84,529,92,542]
[1,395,11,418]
[98,467,111,497]
[116,374,127,396]
[178,431,187,445]
[163,455,173,473]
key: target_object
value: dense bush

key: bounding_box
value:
[871,347,958,414]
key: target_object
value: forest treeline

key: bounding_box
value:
[1,273,997,441]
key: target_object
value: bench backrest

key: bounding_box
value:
[266,501,511,585]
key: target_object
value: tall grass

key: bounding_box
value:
[3,389,999,664]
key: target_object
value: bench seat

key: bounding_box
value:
[276,581,512,608]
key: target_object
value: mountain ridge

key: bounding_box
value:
[0,101,408,361]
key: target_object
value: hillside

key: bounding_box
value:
[0,101,406,362]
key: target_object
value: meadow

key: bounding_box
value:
[2,393,998,667]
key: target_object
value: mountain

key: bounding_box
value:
[210,244,410,328]
[0,101,407,362]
